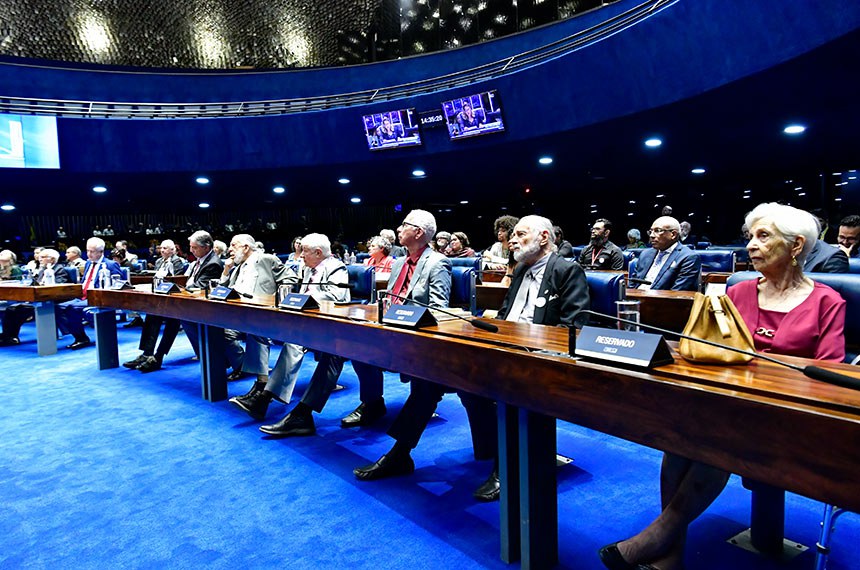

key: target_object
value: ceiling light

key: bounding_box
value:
[832,172,842,175]
[198,202,210,208]
[273,186,285,194]
[412,169,426,177]
[196,177,209,184]
[0,204,15,211]
[691,168,706,174]
[350,197,361,204]
[338,178,350,185]
[644,138,662,148]
[93,186,107,193]
[460,200,469,205]
[783,124,806,135]
[538,156,553,165]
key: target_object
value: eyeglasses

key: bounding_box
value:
[399,221,422,231]
[647,228,672,235]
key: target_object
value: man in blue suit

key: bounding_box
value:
[634,216,701,291]
[56,237,124,349]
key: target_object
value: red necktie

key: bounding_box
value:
[81,263,96,299]
[389,258,416,304]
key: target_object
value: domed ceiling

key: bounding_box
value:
[0,0,601,69]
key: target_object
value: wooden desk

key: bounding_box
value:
[625,288,696,332]
[129,274,188,287]
[88,289,860,568]
[476,282,508,311]
[0,283,83,355]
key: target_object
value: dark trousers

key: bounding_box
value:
[56,299,89,341]
[388,377,497,461]
[138,315,181,357]
[300,356,385,412]
[1,304,35,339]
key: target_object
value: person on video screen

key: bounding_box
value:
[457,101,483,131]
[375,116,401,143]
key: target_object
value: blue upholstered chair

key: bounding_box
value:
[571,246,585,260]
[347,264,376,303]
[848,257,860,274]
[448,256,482,274]
[696,241,712,250]
[450,266,477,315]
[62,266,80,283]
[584,271,626,317]
[621,250,636,270]
[696,250,736,273]
[355,253,370,263]
[727,271,860,567]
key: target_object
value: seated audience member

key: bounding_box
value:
[353,214,588,503]
[483,215,519,269]
[457,101,483,131]
[810,208,831,241]
[447,232,476,257]
[115,240,138,264]
[624,229,646,250]
[25,247,43,273]
[0,250,22,280]
[432,231,451,253]
[56,237,124,350]
[286,236,303,262]
[836,214,860,258]
[231,233,350,425]
[127,231,223,373]
[110,248,131,268]
[364,236,395,273]
[579,218,624,270]
[600,203,845,570]
[381,228,406,257]
[213,240,228,260]
[678,221,697,247]
[1,249,71,346]
[56,226,67,239]
[553,225,574,258]
[153,240,186,276]
[804,226,848,273]
[633,216,701,291]
[375,116,401,142]
[64,246,86,274]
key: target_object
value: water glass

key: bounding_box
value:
[615,300,641,332]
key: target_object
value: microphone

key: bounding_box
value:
[580,309,860,391]
[379,291,499,333]
[282,280,352,289]
[626,277,652,286]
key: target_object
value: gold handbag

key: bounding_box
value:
[679,293,756,364]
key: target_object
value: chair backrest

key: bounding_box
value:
[696,241,712,250]
[621,250,636,270]
[584,271,626,317]
[120,267,131,281]
[628,257,638,278]
[625,247,648,258]
[355,253,370,263]
[450,266,477,315]
[347,264,376,303]
[571,246,584,260]
[448,256,481,273]
[276,253,290,263]
[849,258,860,274]
[697,250,736,273]
[62,266,79,283]
[131,259,147,273]
[727,271,860,359]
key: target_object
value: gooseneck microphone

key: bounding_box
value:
[379,291,499,333]
[626,277,652,286]
[581,309,860,391]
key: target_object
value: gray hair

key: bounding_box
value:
[380,229,396,244]
[41,248,60,263]
[160,239,176,251]
[189,230,213,249]
[405,209,437,242]
[231,234,256,248]
[87,237,106,252]
[213,240,227,255]
[627,228,641,241]
[369,235,392,255]
[0,249,17,263]
[745,203,818,263]
[301,233,332,257]
[517,215,557,251]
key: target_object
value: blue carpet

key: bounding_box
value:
[0,320,857,569]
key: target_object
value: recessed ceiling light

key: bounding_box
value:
[273,186,285,194]
[196,177,210,184]
[644,138,662,148]
[538,156,553,165]
[350,197,361,204]
[460,200,469,204]
[0,204,15,211]
[691,168,706,174]
[93,186,107,193]
[198,202,210,208]
[783,124,806,135]
[338,178,350,185]
[412,169,426,177]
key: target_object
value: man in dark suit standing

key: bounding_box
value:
[125,231,223,372]
[56,237,124,349]
[634,216,701,291]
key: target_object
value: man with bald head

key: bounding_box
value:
[633,216,701,291]
[153,239,185,276]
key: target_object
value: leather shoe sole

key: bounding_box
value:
[354,453,415,481]
[340,401,386,428]
[67,340,93,350]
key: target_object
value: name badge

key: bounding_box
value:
[154,281,181,294]
[278,293,319,311]
[382,305,438,328]
[575,325,673,368]
[208,285,238,300]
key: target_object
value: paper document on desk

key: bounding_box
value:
[429,308,472,323]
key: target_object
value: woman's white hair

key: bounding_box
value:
[745,202,818,263]
[301,233,331,257]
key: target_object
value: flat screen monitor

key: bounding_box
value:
[0,114,60,169]
[363,108,422,151]
[442,90,505,140]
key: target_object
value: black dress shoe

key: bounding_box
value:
[473,469,500,502]
[123,354,148,369]
[136,356,162,373]
[340,399,386,428]
[354,453,415,481]
[0,337,20,347]
[259,410,315,437]
[226,370,246,381]
[67,339,93,350]
[230,390,273,421]
[598,543,637,570]
[122,316,145,328]
[231,380,267,405]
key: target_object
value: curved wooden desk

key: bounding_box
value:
[0,283,83,355]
